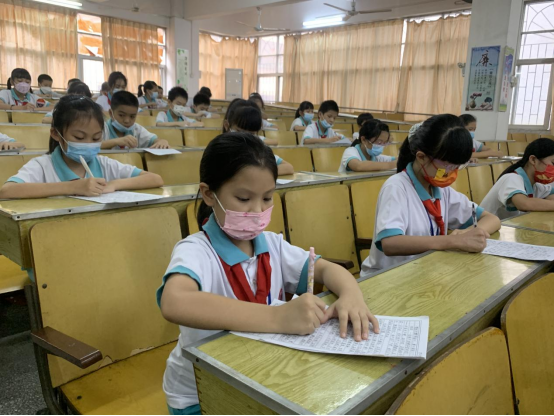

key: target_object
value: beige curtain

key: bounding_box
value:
[0,0,77,89]
[397,15,471,121]
[199,34,258,99]
[102,17,160,94]
[282,19,403,111]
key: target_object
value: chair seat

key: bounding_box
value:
[0,256,30,294]
[60,342,177,415]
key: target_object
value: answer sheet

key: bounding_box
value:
[276,179,295,185]
[69,191,163,204]
[483,239,554,261]
[144,148,182,156]
[333,137,353,145]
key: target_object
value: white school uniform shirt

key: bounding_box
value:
[7,146,142,184]
[472,139,483,152]
[262,119,274,129]
[339,144,395,173]
[102,120,158,148]
[0,132,16,143]
[138,96,166,109]
[290,116,313,131]
[37,88,62,99]
[360,162,484,277]
[184,106,212,119]
[156,214,318,410]
[480,167,554,218]
[0,89,51,108]
[301,121,339,145]
[352,132,359,141]
[156,110,189,124]
[95,94,112,111]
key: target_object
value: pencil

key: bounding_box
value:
[307,247,315,294]
[79,156,95,178]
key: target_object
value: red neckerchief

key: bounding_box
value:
[404,169,445,236]
[514,171,533,198]
[316,121,328,138]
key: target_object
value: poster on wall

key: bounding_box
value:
[176,48,189,90]
[465,45,501,111]
[499,46,514,112]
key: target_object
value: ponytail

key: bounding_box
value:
[139,80,157,98]
[295,101,314,119]
[499,138,554,179]
[7,78,12,90]
[138,84,144,97]
[351,119,389,147]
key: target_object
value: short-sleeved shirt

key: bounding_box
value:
[184,106,212,119]
[360,162,484,276]
[0,132,15,143]
[0,89,51,108]
[480,167,554,218]
[473,139,483,152]
[102,119,158,148]
[290,116,312,131]
[138,96,167,109]
[156,214,317,409]
[156,110,187,124]
[7,146,142,184]
[95,94,111,111]
[262,119,274,129]
[37,88,62,99]
[301,122,339,145]
[339,145,395,173]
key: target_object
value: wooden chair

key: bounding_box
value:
[264,130,297,146]
[273,148,313,172]
[0,125,50,149]
[389,131,407,144]
[507,141,528,157]
[542,134,554,140]
[136,115,157,127]
[267,119,286,131]
[184,129,220,147]
[285,184,359,274]
[311,147,345,172]
[383,144,399,158]
[201,118,223,129]
[385,123,399,131]
[11,112,46,124]
[102,152,144,170]
[333,123,353,135]
[278,117,295,131]
[467,165,494,204]
[0,255,30,294]
[0,155,29,184]
[0,111,10,122]
[491,162,512,183]
[501,273,554,414]
[526,133,539,142]
[144,151,202,185]
[498,141,509,157]
[149,128,184,147]
[29,207,181,415]
[384,113,404,121]
[387,328,514,415]
[511,133,527,142]
[350,177,388,247]
[450,168,471,200]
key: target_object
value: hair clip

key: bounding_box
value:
[408,122,423,141]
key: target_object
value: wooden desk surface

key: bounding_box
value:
[185,226,554,415]
[503,212,554,234]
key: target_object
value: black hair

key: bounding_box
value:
[196,132,278,228]
[193,93,210,107]
[101,82,109,92]
[67,82,92,98]
[199,86,212,98]
[138,80,158,97]
[67,78,81,87]
[499,138,554,178]
[295,101,314,119]
[319,100,339,114]
[168,86,188,102]
[38,74,53,84]
[397,114,473,173]
[352,119,390,147]
[249,92,265,109]
[222,98,245,133]
[111,91,139,109]
[7,68,31,89]
[158,86,164,92]
[459,114,477,127]
[230,107,263,133]
[357,112,374,127]
[107,71,127,89]
[49,95,104,154]
[222,99,260,133]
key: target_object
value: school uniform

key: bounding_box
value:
[481,167,554,218]
[352,132,360,141]
[360,162,484,276]
[138,96,166,109]
[37,88,62,99]
[0,133,16,143]
[157,98,168,108]
[7,146,142,184]
[262,119,274,129]
[156,110,193,124]
[472,139,483,152]
[301,121,339,145]
[156,214,319,411]
[290,116,312,131]
[339,145,395,173]
[96,94,111,111]
[0,89,51,108]
[184,106,212,118]
[103,119,158,148]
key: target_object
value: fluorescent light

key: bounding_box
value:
[303,14,344,29]
[33,0,82,8]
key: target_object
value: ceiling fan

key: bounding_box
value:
[236,7,289,33]
[324,1,392,21]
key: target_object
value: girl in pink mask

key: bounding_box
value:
[360,114,501,275]
[0,68,51,111]
[158,132,380,415]
[482,138,554,218]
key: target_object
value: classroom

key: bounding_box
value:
[1,0,554,414]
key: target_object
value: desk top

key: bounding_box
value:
[503,211,554,234]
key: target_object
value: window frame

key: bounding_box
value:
[256,35,284,103]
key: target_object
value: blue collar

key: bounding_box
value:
[106,119,121,139]
[406,162,441,201]
[51,147,103,181]
[355,144,376,161]
[166,110,183,122]
[515,167,534,195]
[202,213,269,266]
[11,89,31,103]
[144,95,154,103]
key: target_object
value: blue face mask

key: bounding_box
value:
[469,131,475,139]
[366,143,384,157]
[321,119,332,129]
[58,130,101,163]
[111,118,135,135]
[113,88,123,94]
[303,112,314,121]
[151,91,159,99]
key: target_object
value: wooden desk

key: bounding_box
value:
[184,226,554,415]
[503,212,554,234]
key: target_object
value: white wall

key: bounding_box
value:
[167,17,200,95]
[78,0,170,28]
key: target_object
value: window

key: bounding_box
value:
[158,28,166,91]
[511,1,554,129]
[257,35,284,103]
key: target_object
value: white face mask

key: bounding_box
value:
[41,86,52,94]
[173,105,187,115]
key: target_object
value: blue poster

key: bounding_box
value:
[465,46,501,111]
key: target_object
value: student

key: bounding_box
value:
[157,132,380,414]
[0,68,50,111]
[0,95,163,199]
[459,114,502,159]
[352,113,374,141]
[67,78,81,89]
[249,92,275,129]
[42,82,93,124]
[339,120,396,173]
[223,99,278,146]
[290,101,314,132]
[360,114,501,276]
[138,81,162,109]
[36,74,61,99]
[157,86,168,108]
[481,138,554,218]
[96,72,127,111]
[183,93,220,120]
[0,132,25,150]
[156,87,202,127]
[93,82,109,101]
[301,100,344,145]
[199,86,212,98]
[103,91,169,149]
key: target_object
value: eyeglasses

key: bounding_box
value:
[431,158,469,174]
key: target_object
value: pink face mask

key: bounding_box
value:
[15,82,30,95]
[213,193,273,240]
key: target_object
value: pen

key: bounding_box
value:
[79,156,95,178]
[472,203,477,228]
[307,247,315,294]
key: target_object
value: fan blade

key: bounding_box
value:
[262,27,289,31]
[342,14,352,21]
[357,9,392,14]
[236,21,255,28]
[324,3,349,12]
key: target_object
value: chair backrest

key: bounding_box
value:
[385,123,399,131]
[386,328,514,415]
[30,206,182,387]
[511,133,527,142]
[0,155,28,184]
[383,144,399,158]
[332,123,353,135]
[491,162,512,183]
[0,111,9,123]
[311,147,345,172]
[389,131,408,143]
[278,117,295,130]
[285,184,359,273]
[144,151,203,185]
[149,128,184,147]
[11,112,46,124]
[268,119,286,131]
[384,113,404,121]
[0,125,50,149]
[136,115,157,127]
[501,273,554,415]
[102,152,144,170]
[350,177,388,239]
[526,133,539,142]
[467,165,494,204]
[274,148,313,172]
[264,130,297,146]
[202,118,223,128]
[450,168,471,200]
[507,141,528,157]
[184,129,219,147]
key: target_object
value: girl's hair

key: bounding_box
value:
[196,132,278,228]
[107,71,127,89]
[67,82,92,98]
[249,92,265,109]
[199,86,212,98]
[229,106,263,132]
[295,101,314,119]
[48,95,104,154]
[7,68,32,89]
[168,86,188,102]
[38,74,53,84]
[67,78,81,87]
[193,93,210,107]
[459,114,476,126]
[138,80,157,97]
[319,100,339,114]
[222,99,257,133]
[397,114,473,172]
[351,119,389,147]
[499,138,554,178]
[357,112,374,126]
